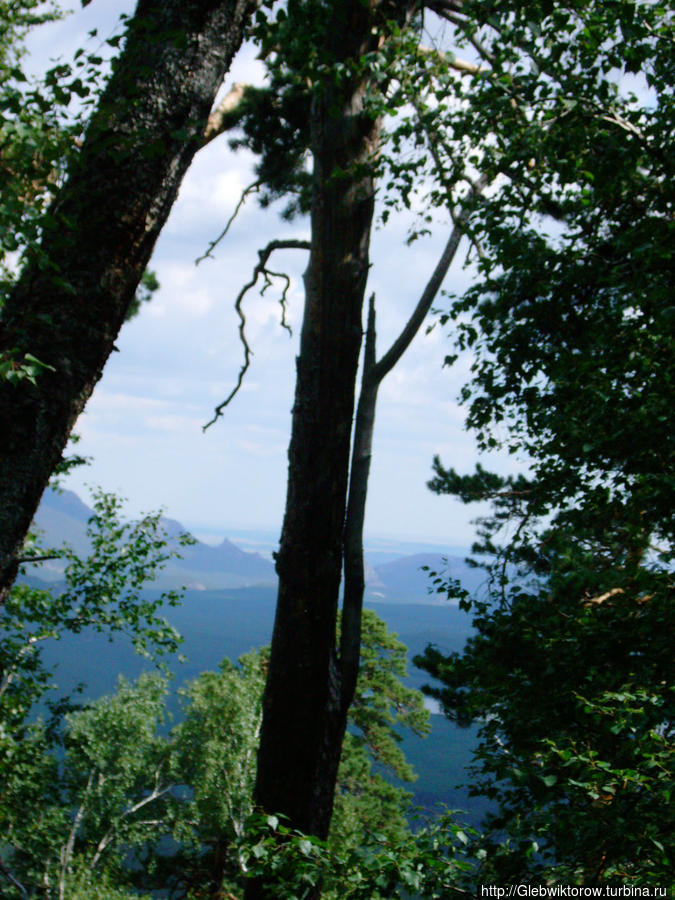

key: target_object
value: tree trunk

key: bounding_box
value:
[250,11,424,898]
[0,0,253,601]
[252,0,383,849]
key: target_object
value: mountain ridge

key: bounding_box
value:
[31,488,481,603]
[33,488,276,589]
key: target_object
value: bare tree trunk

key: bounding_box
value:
[252,0,382,845]
[249,8,432,899]
[0,0,253,601]
[341,216,475,701]
[340,296,378,707]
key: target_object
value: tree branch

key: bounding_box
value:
[60,770,94,900]
[424,0,466,18]
[89,772,172,871]
[203,239,310,431]
[201,82,248,147]
[340,178,488,707]
[373,177,487,385]
[439,11,497,67]
[417,44,488,76]
[0,632,55,699]
[340,294,378,707]
[0,860,28,899]
[196,180,261,265]
[15,553,62,565]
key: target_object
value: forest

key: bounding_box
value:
[0,0,673,898]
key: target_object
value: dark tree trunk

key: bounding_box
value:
[0,0,253,601]
[249,49,482,882]
[250,8,423,897]
[340,297,379,709]
[252,0,381,844]
[341,216,475,702]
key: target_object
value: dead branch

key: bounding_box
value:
[15,553,62,565]
[583,587,625,607]
[196,180,261,265]
[340,178,488,699]
[259,266,293,336]
[203,239,310,431]
[340,294,378,703]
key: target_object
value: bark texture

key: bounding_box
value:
[0,0,253,600]
[251,65,481,890]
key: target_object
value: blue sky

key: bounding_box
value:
[28,2,517,547]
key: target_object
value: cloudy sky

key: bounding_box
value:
[26,2,516,548]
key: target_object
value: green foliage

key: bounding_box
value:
[166,613,430,896]
[62,673,171,857]
[0,1,107,270]
[5,674,171,896]
[418,0,675,885]
[0,349,56,385]
[228,82,313,219]
[1,591,436,898]
[64,869,151,900]
[51,432,91,483]
[346,608,430,782]
[0,1,65,287]
[224,1,434,222]
[419,570,674,883]
[167,649,268,894]
[0,490,189,898]
[241,811,476,900]
[330,610,430,854]
[0,0,127,384]
[2,489,185,723]
[126,269,160,321]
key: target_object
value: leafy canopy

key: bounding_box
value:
[417,0,674,885]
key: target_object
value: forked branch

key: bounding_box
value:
[374,175,488,384]
[340,179,488,704]
[203,239,310,431]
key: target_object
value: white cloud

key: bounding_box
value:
[28,5,520,547]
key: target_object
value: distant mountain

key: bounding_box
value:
[32,489,277,589]
[33,487,93,558]
[367,552,485,605]
[30,489,482,601]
